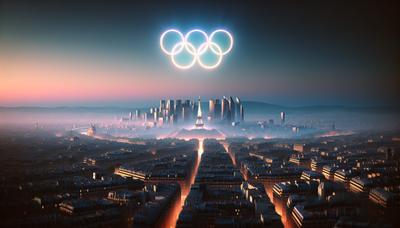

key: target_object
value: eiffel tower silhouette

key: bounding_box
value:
[195,97,204,128]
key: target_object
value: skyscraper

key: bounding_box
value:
[209,99,215,121]
[192,100,198,119]
[221,96,229,122]
[135,110,141,120]
[167,100,174,115]
[160,100,166,112]
[153,108,159,122]
[235,97,241,122]
[229,96,235,123]
[240,105,244,122]
[175,99,182,122]
[280,111,286,125]
[214,99,221,121]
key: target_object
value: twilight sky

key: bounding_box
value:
[0,1,399,107]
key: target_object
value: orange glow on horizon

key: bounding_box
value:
[0,48,227,105]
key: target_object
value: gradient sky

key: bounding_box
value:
[0,1,399,107]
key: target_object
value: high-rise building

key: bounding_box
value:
[214,99,221,121]
[167,100,174,115]
[221,96,229,121]
[280,111,286,125]
[129,112,133,120]
[240,105,244,122]
[184,99,191,108]
[135,110,141,120]
[229,96,235,123]
[170,114,177,124]
[209,99,215,121]
[153,108,159,122]
[182,106,190,122]
[192,100,198,119]
[175,99,182,122]
[235,97,241,122]
[160,100,166,112]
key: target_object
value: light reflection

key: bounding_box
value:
[221,141,236,166]
[163,138,204,228]
[263,181,297,228]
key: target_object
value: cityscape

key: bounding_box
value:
[1,1,399,228]
[125,96,245,127]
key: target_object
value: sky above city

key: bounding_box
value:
[0,1,399,107]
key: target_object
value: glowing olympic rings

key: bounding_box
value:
[160,29,233,70]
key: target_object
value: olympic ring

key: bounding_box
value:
[160,29,233,70]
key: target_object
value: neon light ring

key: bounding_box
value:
[160,29,233,70]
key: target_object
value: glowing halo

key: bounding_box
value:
[209,29,234,55]
[160,29,185,55]
[160,29,233,70]
[197,42,223,70]
[184,29,209,55]
[170,42,197,70]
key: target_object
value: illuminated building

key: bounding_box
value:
[160,100,166,111]
[322,165,338,180]
[221,96,229,121]
[310,159,331,172]
[349,177,372,194]
[280,111,286,125]
[175,99,182,121]
[115,166,147,180]
[235,97,241,122]
[167,99,174,115]
[229,96,235,122]
[369,188,399,208]
[214,99,221,121]
[153,108,159,122]
[240,104,244,122]
[87,124,96,136]
[208,99,215,121]
[300,170,324,181]
[135,109,141,120]
[293,143,304,152]
[182,106,190,122]
[334,169,355,185]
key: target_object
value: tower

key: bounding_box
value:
[214,99,221,121]
[175,99,182,122]
[195,97,204,128]
[160,100,166,111]
[280,111,286,125]
[209,99,215,121]
[221,96,229,122]
[240,105,244,122]
[229,96,235,123]
[135,109,141,120]
[235,97,241,122]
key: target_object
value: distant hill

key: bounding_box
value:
[0,102,398,115]
[241,101,400,115]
